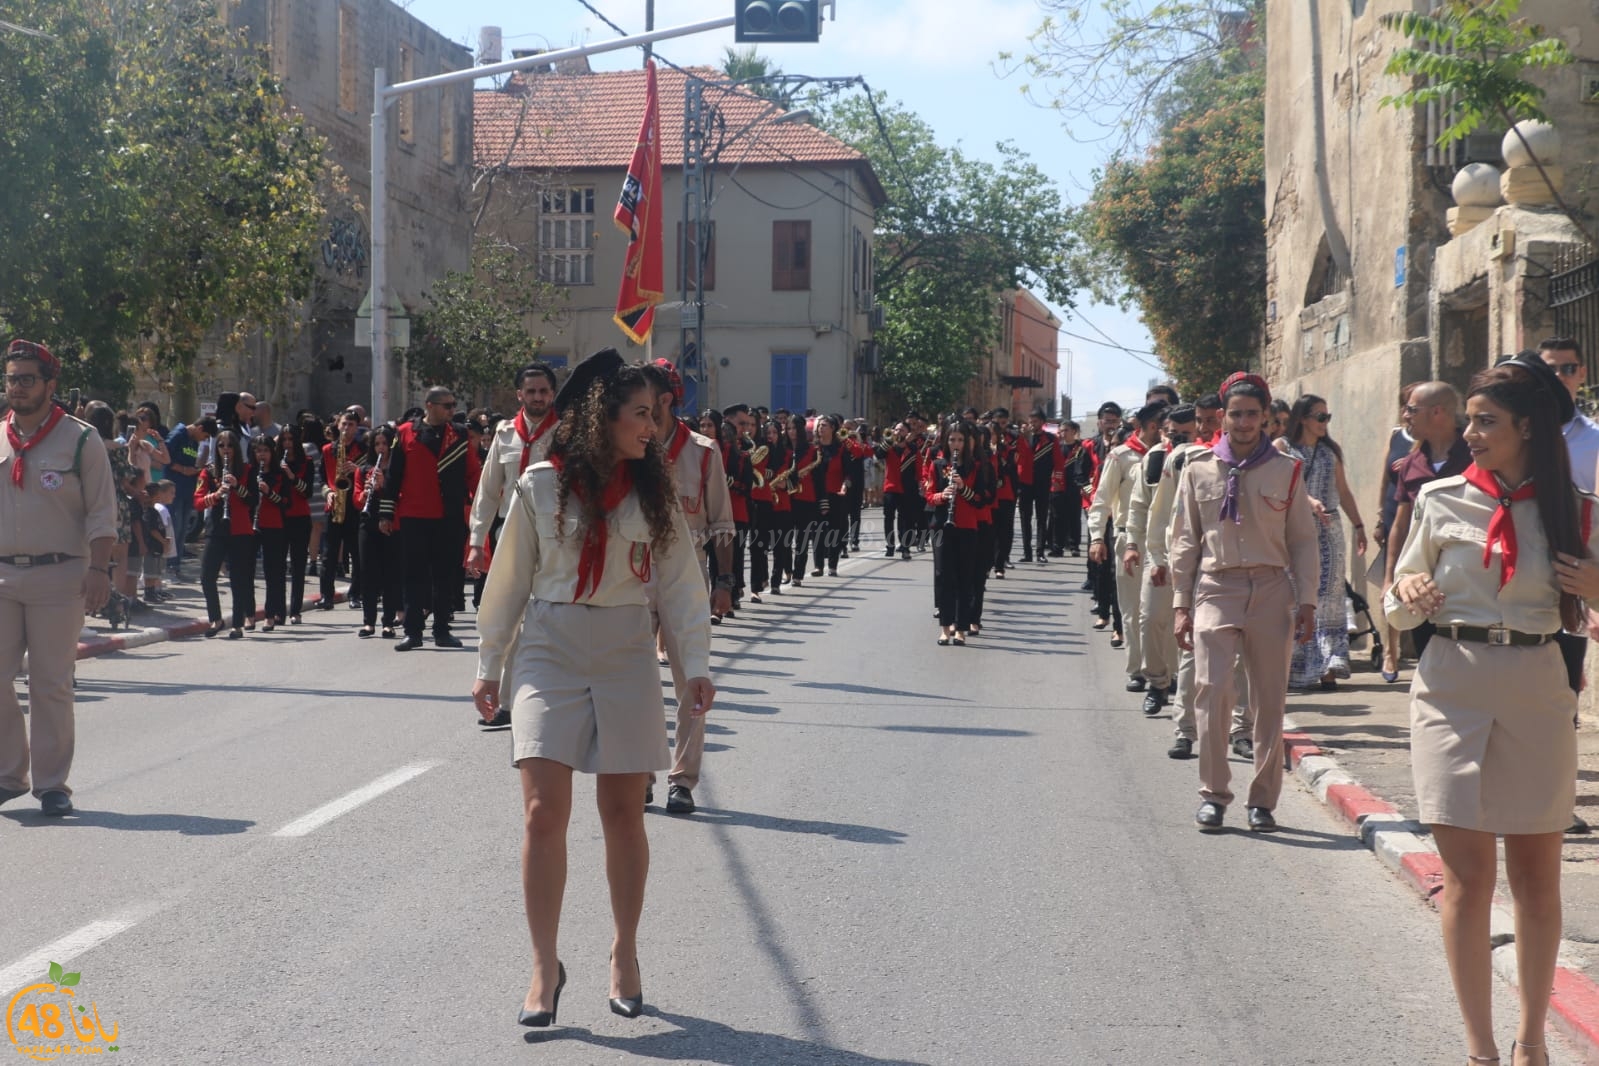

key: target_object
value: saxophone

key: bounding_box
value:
[331,436,351,524]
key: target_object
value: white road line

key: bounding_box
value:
[272,761,440,838]
[0,919,135,995]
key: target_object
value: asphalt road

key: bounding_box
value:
[0,551,1565,1064]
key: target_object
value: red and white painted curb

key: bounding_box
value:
[74,591,347,661]
[1283,714,1599,1061]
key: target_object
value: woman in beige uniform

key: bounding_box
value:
[473,348,715,1030]
[1387,355,1599,1066]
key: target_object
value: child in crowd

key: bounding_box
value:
[144,480,176,601]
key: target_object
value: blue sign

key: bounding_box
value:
[1394,246,1407,288]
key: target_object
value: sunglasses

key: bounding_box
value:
[1552,362,1583,377]
[432,400,457,409]
[1311,412,1333,423]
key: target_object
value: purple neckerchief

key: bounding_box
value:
[1211,434,1277,524]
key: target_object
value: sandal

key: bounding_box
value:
[261,620,276,633]
[358,626,375,638]
[951,634,966,647]
[1092,619,1109,631]
[382,627,396,639]
[1512,1039,1548,1063]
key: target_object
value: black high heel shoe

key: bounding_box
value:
[517,961,565,1028]
[608,955,644,1019]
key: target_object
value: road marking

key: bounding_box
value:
[273,761,440,838]
[0,919,135,995]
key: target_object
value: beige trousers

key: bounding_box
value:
[1193,567,1294,810]
[1139,570,1177,690]
[1172,649,1253,741]
[649,546,710,791]
[0,560,86,797]
[1114,531,1143,681]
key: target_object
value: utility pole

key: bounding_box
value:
[679,78,709,413]
[644,1,655,61]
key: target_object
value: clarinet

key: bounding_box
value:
[363,460,385,515]
[220,454,232,524]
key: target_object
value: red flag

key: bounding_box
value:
[614,61,664,345]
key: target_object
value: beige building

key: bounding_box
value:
[146,0,474,418]
[473,64,887,416]
[963,289,1060,417]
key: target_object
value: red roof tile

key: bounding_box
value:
[474,66,884,203]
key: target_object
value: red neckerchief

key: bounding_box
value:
[5,405,66,489]
[1462,462,1538,589]
[514,409,557,474]
[548,453,636,601]
[666,419,691,465]
[1125,434,1151,456]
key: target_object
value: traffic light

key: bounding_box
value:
[735,0,820,43]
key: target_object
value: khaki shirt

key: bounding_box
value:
[1137,442,1210,569]
[1169,447,1321,611]
[469,417,555,548]
[1087,442,1144,544]
[1382,474,1599,635]
[475,463,712,684]
[0,413,117,557]
[669,423,735,548]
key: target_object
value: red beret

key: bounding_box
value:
[5,340,59,379]
[1218,372,1270,404]
[652,358,684,405]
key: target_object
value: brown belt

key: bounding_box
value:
[0,553,77,567]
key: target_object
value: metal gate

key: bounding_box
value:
[1548,244,1599,382]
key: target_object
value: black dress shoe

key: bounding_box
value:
[665,784,695,813]
[1195,801,1226,831]
[1247,807,1278,832]
[608,955,644,1019]
[0,786,28,807]
[644,783,654,809]
[393,635,424,652]
[1020,553,1033,563]
[434,633,464,649]
[1080,581,1094,591]
[1141,691,1166,716]
[39,790,73,817]
[884,547,896,557]
[518,961,566,1027]
[484,708,510,728]
[1168,736,1195,759]
[1126,677,1147,693]
[1230,737,1254,760]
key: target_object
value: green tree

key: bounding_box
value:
[403,243,565,402]
[0,0,331,399]
[817,95,1076,414]
[719,46,793,107]
[1379,0,1588,243]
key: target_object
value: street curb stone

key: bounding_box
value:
[1283,714,1599,1063]
[75,591,346,660]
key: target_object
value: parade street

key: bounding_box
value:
[0,553,1564,1065]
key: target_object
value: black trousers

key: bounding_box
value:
[360,515,404,628]
[202,529,257,628]
[731,519,749,600]
[284,515,311,617]
[258,525,287,622]
[1052,492,1082,552]
[321,515,361,605]
[973,521,995,624]
[400,517,465,639]
[846,484,864,549]
[759,504,794,588]
[790,500,820,578]
[993,498,1016,570]
[1018,485,1049,558]
[1092,519,1120,629]
[894,492,926,553]
[748,503,773,593]
[813,497,845,571]
[933,525,979,630]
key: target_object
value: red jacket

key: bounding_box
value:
[1015,429,1057,489]
[282,453,312,519]
[195,466,256,536]
[924,456,993,531]
[249,462,289,530]
[382,420,473,522]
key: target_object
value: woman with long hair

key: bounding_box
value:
[249,435,290,632]
[473,349,715,1030]
[1388,355,1599,1066]
[1276,394,1369,689]
[807,414,849,578]
[194,430,257,639]
[278,422,314,624]
[301,415,327,577]
[356,425,403,638]
[716,419,752,610]
[926,419,993,645]
[757,419,794,595]
[785,418,816,588]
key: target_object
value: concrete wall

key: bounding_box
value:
[477,163,880,417]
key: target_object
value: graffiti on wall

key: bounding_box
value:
[321,217,368,279]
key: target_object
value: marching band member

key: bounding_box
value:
[277,422,314,624]
[248,434,290,632]
[195,430,257,639]
[1089,402,1167,693]
[1086,402,1124,623]
[717,418,754,612]
[804,415,851,578]
[989,409,1017,576]
[1054,421,1091,557]
[879,422,922,560]
[356,425,404,642]
[319,411,365,612]
[926,420,994,645]
[1015,408,1056,563]
[786,418,818,588]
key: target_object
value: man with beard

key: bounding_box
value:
[468,363,558,575]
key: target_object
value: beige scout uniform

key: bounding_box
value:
[1384,476,1599,834]
[1088,441,1147,683]
[1171,447,1320,810]
[468,416,556,551]
[1145,444,1254,743]
[655,422,734,791]
[476,463,711,773]
[1124,446,1177,691]
[0,414,117,798]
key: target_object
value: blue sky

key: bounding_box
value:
[400,0,1165,413]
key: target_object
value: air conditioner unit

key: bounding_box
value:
[869,304,886,332]
[858,340,880,374]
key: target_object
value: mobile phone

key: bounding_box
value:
[69,388,81,408]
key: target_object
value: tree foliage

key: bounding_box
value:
[816,95,1077,414]
[403,243,565,402]
[0,0,331,399]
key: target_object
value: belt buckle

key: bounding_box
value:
[11,555,31,568]
[1487,625,1511,646]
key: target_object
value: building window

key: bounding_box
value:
[771,353,808,412]
[538,186,596,286]
[676,222,717,292]
[397,45,415,145]
[772,220,811,291]
[338,6,358,114]
[851,227,872,308]
[440,82,457,166]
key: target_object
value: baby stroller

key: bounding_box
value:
[92,588,134,631]
[1346,581,1384,669]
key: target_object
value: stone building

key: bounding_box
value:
[473,64,886,416]
[149,0,473,419]
[963,288,1061,418]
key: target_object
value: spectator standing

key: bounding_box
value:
[162,417,216,568]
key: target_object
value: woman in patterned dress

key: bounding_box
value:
[1277,395,1369,690]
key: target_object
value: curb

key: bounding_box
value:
[75,590,347,661]
[1284,716,1598,1061]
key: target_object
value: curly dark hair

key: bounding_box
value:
[550,364,677,551]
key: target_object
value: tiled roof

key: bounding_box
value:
[474,66,884,203]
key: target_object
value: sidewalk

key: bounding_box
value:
[1282,656,1599,1061]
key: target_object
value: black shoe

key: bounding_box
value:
[349,597,362,610]
[1049,549,1064,557]
[518,961,566,1028]
[1037,555,1048,564]
[1168,737,1195,759]
[39,790,73,817]
[434,633,464,649]
[317,601,336,612]
[840,548,850,559]
[484,708,510,728]
[1247,807,1278,832]
[1070,549,1080,557]
[608,955,645,1019]
[1126,677,1147,693]
[900,551,911,561]
[828,567,839,577]
[1080,581,1094,591]
[665,784,695,813]
[1020,553,1033,563]
[884,547,896,558]
[1570,814,1591,835]
[644,784,654,809]
[1142,691,1166,716]
[0,786,27,807]
[1195,801,1225,831]
[394,635,424,652]
[1230,737,1254,760]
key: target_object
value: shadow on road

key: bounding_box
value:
[877,724,1033,738]
[528,1012,930,1064]
[690,806,907,845]
[0,808,255,835]
[794,681,968,702]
